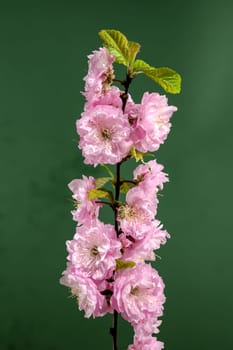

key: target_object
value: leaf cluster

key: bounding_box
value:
[99,29,181,94]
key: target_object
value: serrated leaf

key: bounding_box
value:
[88,188,113,201]
[100,164,114,179]
[133,59,151,72]
[95,177,112,189]
[143,67,181,94]
[116,259,136,270]
[120,181,135,194]
[133,60,181,94]
[128,41,141,67]
[98,29,130,66]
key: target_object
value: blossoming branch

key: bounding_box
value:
[60,29,181,350]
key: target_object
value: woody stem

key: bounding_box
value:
[111,73,132,350]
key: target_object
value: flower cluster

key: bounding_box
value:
[60,40,178,350]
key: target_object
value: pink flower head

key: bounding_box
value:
[77,105,133,166]
[121,220,170,263]
[84,86,122,111]
[134,159,169,192]
[68,176,102,224]
[133,318,162,337]
[118,186,157,239]
[128,335,164,350]
[83,47,115,101]
[111,263,165,324]
[130,92,177,152]
[59,269,110,318]
[66,221,122,280]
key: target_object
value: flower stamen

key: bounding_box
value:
[91,245,99,256]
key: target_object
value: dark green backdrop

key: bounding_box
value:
[1,0,233,349]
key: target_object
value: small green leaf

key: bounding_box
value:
[116,259,136,270]
[133,59,181,94]
[128,41,141,68]
[130,146,145,162]
[120,181,135,194]
[88,188,113,201]
[98,29,130,66]
[143,67,181,94]
[95,177,112,189]
[133,59,151,72]
[100,164,114,179]
[144,152,155,158]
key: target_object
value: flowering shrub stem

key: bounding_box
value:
[111,162,120,350]
[60,29,181,350]
[121,74,132,111]
[95,200,113,207]
[111,74,132,349]
[110,310,119,350]
[114,162,121,235]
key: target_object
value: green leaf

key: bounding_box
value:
[98,29,130,66]
[95,177,112,189]
[120,181,135,194]
[128,41,141,68]
[88,188,113,201]
[133,59,151,72]
[133,59,181,94]
[100,164,114,179]
[143,67,181,94]
[116,259,136,270]
[130,146,145,162]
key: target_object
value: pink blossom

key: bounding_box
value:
[129,92,177,152]
[85,47,114,77]
[60,268,110,318]
[77,105,133,166]
[118,186,157,239]
[60,35,178,349]
[68,176,102,224]
[120,220,170,263]
[111,263,165,324]
[66,221,122,280]
[84,86,122,111]
[128,335,164,350]
[83,47,115,102]
[126,185,157,217]
[133,318,162,336]
[134,159,168,192]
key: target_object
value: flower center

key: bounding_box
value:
[101,128,111,141]
[90,245,99,256]
[118,204,136,220]
[155,115,167,128]
[130,286,139,296]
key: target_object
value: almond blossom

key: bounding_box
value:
[68,176,102,224]
[134,159,169,192]
[133,318,162,336]
[120,220,169,263]
[83,47,115,103]
[66,221,121,280]
[61,29,180,349]
[111,263,165,324]
[60,268,110,318]
[77,104,133,166]
[128,335,164,350]
[85,85,123,111]
[118,186,157,240]
[128,92,177,152]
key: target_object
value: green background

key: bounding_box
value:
[1,0,233,349]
